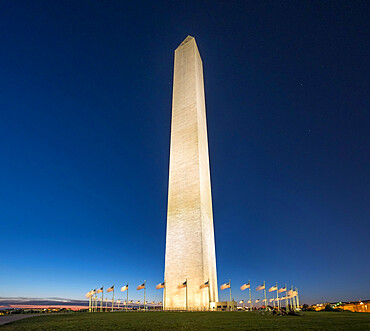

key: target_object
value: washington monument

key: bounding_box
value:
[164,36,218,310]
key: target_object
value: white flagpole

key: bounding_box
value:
[163,281,166,311]
[296,287,300,309]
[112,285,115,312]
[126,283,129,311]
[249,281,252,311]
[144,280,146,311]
[263,281,267,311]
[101,288,104,312]
[208,279,211,311]
[276,282,279,309]
[229,279,232,311]
[285,283,288,310]
[186,279,188,311]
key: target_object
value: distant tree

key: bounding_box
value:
[302,304,309,310]
[325,304,333,311]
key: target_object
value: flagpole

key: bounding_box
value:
[185,279,188,311]
[276,282,279,309]
[229,279,232,311]
[249,281,252,311]
[100,296,103,312]
[163,281,166,311]
[293,289,297,310]
[112,285,115,312]
[263,281,267,311]
[293,286,297,310]
[296,287,300,309]
[291,285,295,310]
[126,283,129,312]
[208,279,211,311]
[283,284,286,310]
[144,280,146,311]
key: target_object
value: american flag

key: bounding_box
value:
[137,282,146,290]
[121,284,129,292]
[220,281,230,290]
[268,285,278,292]
[256,284,265,291]
[178,280,187,288]
[97,287,104,294]
[278,287,286,293]
[200,281,209,289]
[107,285,114,293]
[240,282,250,291]
[156,282,165,289]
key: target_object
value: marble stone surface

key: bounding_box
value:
[164,36,218,310]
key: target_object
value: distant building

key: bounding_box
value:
[310,300,370,313]
[339,301,370,313]
[212,301,237,311]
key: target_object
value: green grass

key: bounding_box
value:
[1,311,369,330]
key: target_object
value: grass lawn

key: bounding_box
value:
[1,311,369,330]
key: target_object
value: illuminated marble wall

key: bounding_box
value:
[164,36,218,310]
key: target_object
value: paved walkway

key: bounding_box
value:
[0,314,41,326]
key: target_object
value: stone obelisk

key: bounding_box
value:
[164,36,218,310]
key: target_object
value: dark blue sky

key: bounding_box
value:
[1,1,369,305]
